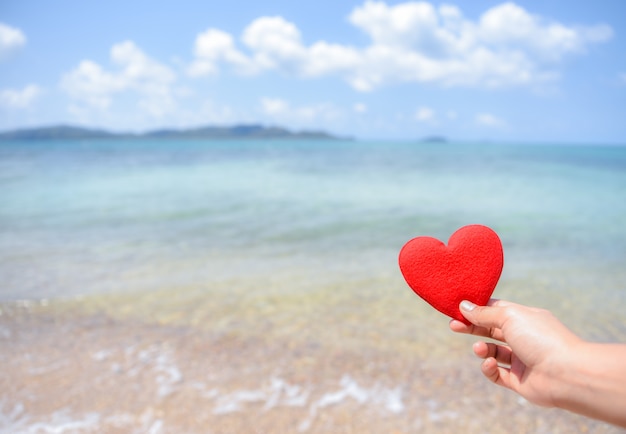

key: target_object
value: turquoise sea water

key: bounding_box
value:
[1,139,625,335]
[2,138,626,432]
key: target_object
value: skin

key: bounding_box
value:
[450,299,626,429]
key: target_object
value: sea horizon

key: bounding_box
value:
[2,123,626,147]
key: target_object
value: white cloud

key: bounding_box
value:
[0,23,26,60]
[188,28,255,76]
[261,97,290,115]
[187,2,612,91]
[479,3,612,61]
[242,16,305,72]
[189,17,360,79]
[349,1,442,52]
[303,41,361,77]
[61,60,119,109]
[475,112,505,127]
[61,41,176,117]
[414,106,459,125]
[260,97,340,125]
[415,106,435,122]
[0,84,41,108]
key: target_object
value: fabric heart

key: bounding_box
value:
[398,224,503,324]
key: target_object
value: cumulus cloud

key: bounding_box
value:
[188,2,612,91]
[0,23,26,60]
[0,84,40,108]
[260,97,340,125]
[242,17,305,72]
[415,106,435,122]
[61,41,176,117]
[189,17,360,79]
[475,112,505,127]
[188,28,255,76]
[478,3,612,61]
[261,97,290,116]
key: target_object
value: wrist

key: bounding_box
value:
[548,339,590,409]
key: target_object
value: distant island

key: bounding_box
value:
[0,124,346,141]
[419,136,448,143]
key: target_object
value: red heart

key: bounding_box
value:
[398,225,503,324]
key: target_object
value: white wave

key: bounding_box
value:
[124,344,184,398]
[153,352,183,398]
[212,376,310,415]
[213,389,268,415]
[298,375,404,432]
[0,408,100,434]
[263,377,309,410]
[205,374,404,430]
[426,398,458,423]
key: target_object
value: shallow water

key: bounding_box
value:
[1,140,625,328]
[1,139,625,432]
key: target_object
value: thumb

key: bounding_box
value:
[459,300,506,330]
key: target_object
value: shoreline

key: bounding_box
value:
[1,285,622,433]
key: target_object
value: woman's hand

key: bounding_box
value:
[450,298,626,428]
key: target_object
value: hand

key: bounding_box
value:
[449,299,582,407]
[450,298,626,428]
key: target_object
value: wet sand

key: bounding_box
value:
[0,277,622,433]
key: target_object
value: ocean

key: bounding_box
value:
[1,139,625,433]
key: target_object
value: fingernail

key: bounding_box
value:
[460,300,476,312]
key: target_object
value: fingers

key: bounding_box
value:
[459,299,509,333]
[450,299,510,333]
[448,318,506,342]
[472,341,512,366]
[480,357,511,388]
[455,298,519,394]
[449,319,473,333]
[449,319,493,339]
[481,357,499,382]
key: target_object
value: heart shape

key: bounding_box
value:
[398,224,503,324]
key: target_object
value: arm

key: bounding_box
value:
[553,341,626,428]
[450,299,626,428]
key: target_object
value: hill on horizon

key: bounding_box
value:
[0,124,345,141]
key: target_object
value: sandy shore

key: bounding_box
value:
[1,278,623,434]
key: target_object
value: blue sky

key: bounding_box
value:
[1,0,625,142]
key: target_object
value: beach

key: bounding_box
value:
[1,139,625,433]
[1,277,622,433]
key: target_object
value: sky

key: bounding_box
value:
[1,0,625,142]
